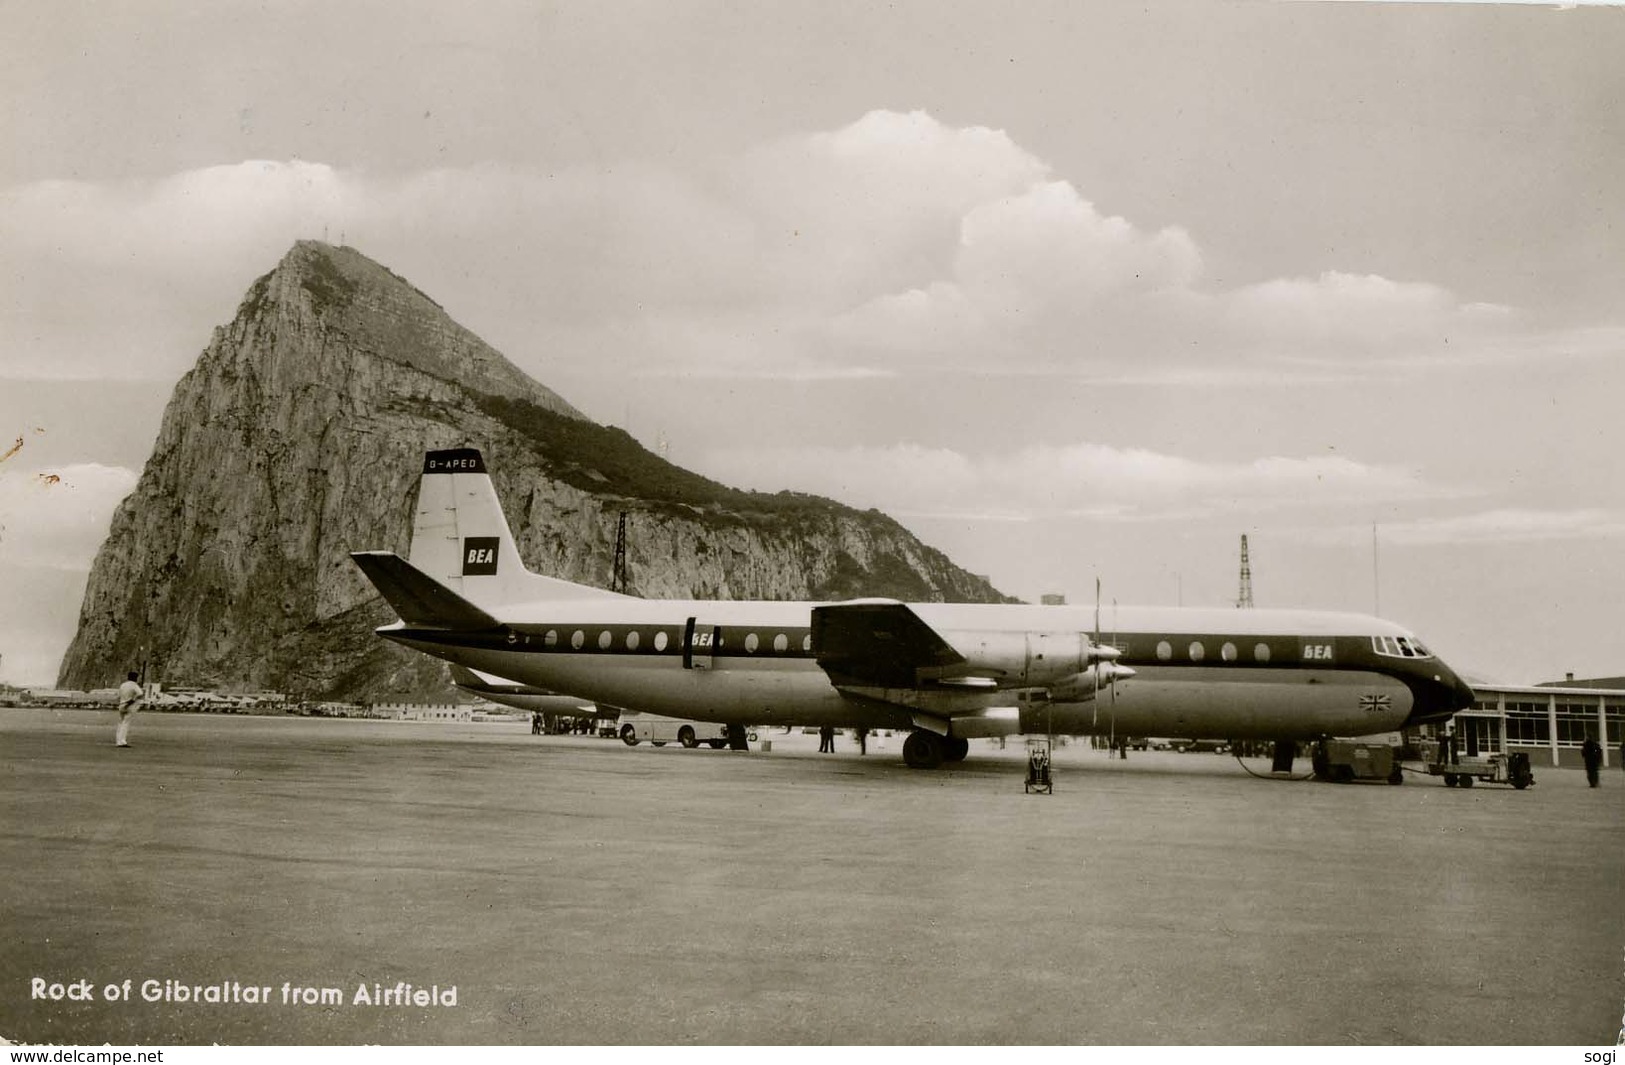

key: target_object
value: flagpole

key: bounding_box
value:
[1372,523,1380,616]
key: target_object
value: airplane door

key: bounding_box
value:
[684,617,721,671]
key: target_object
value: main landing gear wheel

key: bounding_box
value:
[678,726,698,749]
[903,730,946,769]
[942,736,970,763]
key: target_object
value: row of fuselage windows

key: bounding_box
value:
[1154,640,1274,664]
[519,629,1417,666]
[1150,636,1426,664]
[530,628,815,654]
[529,630,1310,663]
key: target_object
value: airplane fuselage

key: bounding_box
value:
[381,599,1471,741]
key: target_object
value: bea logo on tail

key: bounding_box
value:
[463,537,499,576]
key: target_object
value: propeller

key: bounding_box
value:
[1091,580,1128,756]
[1093,578,1104,737]
[1092,579,1099,730]
[1108,595,1120,755]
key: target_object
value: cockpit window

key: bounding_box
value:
[1372,635,1432,659]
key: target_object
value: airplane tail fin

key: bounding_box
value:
[407,447,626,608]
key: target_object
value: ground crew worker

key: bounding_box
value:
[115,670,144,748]
[1581,736,1602,787]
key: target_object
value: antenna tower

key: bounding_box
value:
[611,511,628,594]
[1236,534,1254,608]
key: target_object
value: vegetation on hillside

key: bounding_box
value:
[299,252,359,312]
[468,392,1013,601]
[473,392,868,523]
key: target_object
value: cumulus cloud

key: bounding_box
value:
[2,161,358,274]
[0,108,1602,387]
[728,110,1051,304]
[1214,271,1518,362]
[697,441,1432,523]
[1,161,374,380]
[732,113,1561,378]
[957,182,1202,304]
[830,181,1203,364]
[0,463,139,570]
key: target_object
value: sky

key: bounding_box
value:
[1,0,1622,687]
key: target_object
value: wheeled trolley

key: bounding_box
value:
[1024,744,1053,794]
[1425,750,1534,789]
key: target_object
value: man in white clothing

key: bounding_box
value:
[115,670,144,748]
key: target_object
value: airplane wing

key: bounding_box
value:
[811,600,986,689]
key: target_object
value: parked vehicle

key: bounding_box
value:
[1174,739,1231,754]
[1312,739,1403,784]
[618,713,732,750]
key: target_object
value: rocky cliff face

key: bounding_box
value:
[59,242,1009,699]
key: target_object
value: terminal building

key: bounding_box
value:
[1447,675,1622,770]
[374,702,474,722]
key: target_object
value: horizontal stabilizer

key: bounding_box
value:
[350,551,501,630]
[449,663,557,696]
[812,600,965,688]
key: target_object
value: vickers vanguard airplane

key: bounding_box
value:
[351,448,1474,770]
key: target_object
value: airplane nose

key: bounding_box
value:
[1404,669,1475,727]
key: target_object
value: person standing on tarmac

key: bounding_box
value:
[1580,736,1602,787]
[115,671,144,748]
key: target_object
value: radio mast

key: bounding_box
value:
[1236,534,1254,608]
[612,512,628,595]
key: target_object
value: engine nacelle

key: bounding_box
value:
[942,630,1123,687]
[1046,662,1136,703]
